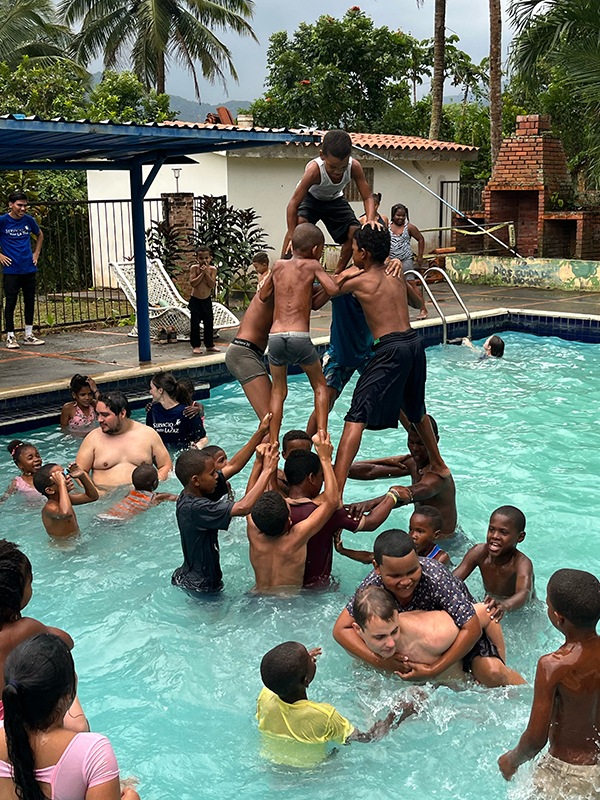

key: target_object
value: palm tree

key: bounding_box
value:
[429,0,447,140]
[0,0,76,70]
[489,0,502,166]
[510,0,600,177]
[59,0,257,97]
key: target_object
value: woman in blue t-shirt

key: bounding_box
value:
[146,372,208,448]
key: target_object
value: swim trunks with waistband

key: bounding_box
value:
[268,332,319,368]
[345,329,426,429]
[533,753,600,798]
[225,338,267,386]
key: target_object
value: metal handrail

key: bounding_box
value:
[403,269,448,345]
[424,266,472,340]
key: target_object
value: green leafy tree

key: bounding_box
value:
[510,0,600,185]
[0,58,87,118]
[87,71,175,123]
[249,9,414,131]
[0,0,78,71]
[59,0,256,97]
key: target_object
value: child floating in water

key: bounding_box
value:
[0,440,42,502]
[33,462,99,537]
[460,335,505,359]
[60,374,99,432]
[498,569,600,796]
[0,538,88,731]
[453,505,534,621]
[256,641,418,767]
[97,464,177,522]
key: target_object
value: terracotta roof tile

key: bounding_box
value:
[164,121,477,153]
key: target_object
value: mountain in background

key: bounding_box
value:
[168,96,254,123]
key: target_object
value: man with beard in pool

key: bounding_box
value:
[76,391,172,488]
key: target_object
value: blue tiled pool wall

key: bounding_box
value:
[1,311,599,433]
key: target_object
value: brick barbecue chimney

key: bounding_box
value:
[484,115,573,257]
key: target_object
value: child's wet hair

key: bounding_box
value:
[132,464,159,492]
[488,335,505,358]
[373,529,415,564]
[151,372,192,406]
[491,505,525,533]
[282,429,311,453]
[353,586,397,630]
[292,223,324,254]
[354,225,391,264]
[6,440,34,466]
[411,505,443,532]
[252,251,270,267]
[69,374,92,395]
[250,491,289,538]
[202,445,225,460]
[175,449,212,486]
[321,129,352,159]
[548,569,600,629]
[284,450,321,488]
[32,464,59,496]
[3,634,76,800]
[0,539,31,622]
[260,641,308,697]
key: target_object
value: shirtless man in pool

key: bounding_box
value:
[76,391,172,488]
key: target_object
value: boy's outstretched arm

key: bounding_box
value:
[348,455,411,481]
[453,545,482,582]
[230,444,279,517]
[498,657,555,780]
[67,462,99,505]
[347,698,418,743]
[351,161,376,224]
[334,531,373,564]
[485,558,534,621]
[223,413,272,479]
[48,472,75,520]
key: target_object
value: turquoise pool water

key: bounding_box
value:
[1,331,599,800]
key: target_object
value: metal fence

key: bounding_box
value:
[438,181,485,248]
[0,198,164,333]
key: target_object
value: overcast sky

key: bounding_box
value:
[165,0,515,105]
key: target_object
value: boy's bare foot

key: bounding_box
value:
[417,308,428,320]
[192,347,202,354]
[206,347,220,353]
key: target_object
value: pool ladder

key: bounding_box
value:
[403,266,472,345]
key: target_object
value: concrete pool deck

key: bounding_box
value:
[0,282,598,432]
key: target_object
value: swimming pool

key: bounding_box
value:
[1,331,599,800]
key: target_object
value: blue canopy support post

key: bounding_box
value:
[129,161,152,364]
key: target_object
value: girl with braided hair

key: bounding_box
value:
[0,540,87,733]
[0,634,140,800]
[0,441,43,503]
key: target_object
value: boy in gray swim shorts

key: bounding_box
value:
[260,223,360,444]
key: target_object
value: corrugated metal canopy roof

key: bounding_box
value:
[0,115,317,166]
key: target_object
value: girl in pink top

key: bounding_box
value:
[0,633,140,800]
[0,440,43,504]
[60,375,99,433]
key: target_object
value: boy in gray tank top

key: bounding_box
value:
[284,130,379,272]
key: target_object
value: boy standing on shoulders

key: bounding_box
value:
[189,244,218,355]
[260,223,360,445]
[172,440,278,595]
[0,191,44,349]
[454,505,534,621]
[284,129,377,272]
[499,569,600,797]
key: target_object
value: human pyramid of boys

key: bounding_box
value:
[0,130,598,799]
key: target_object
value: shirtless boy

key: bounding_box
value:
[189,245,218,355]
[76,391,172,488]
[327,225,447,497]
[33,462,99,537]
[284,129,376,272]
[260,223,359,445]
[454,506,534,621]
[498,569,600,797]
[333,529,525,687]
[247,431,338,594]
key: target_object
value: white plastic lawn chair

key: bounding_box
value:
[109,258,239,340]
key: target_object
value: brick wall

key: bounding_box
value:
[162,192,195,299]
[451,212,486,253]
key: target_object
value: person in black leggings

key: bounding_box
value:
[0,191,44,349]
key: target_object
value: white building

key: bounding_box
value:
[86,124,478,285]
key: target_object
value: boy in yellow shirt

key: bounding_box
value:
[256,641,418,767]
